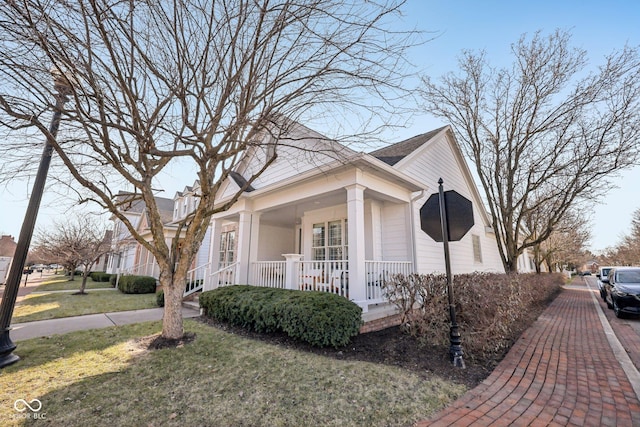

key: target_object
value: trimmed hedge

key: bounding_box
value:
[117,275,157,294]
[382,272,564,360]
[89,272,113,282]
[200,285,363,348]
[109,274,118,288]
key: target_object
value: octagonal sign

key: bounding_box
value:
[420,190,474,242]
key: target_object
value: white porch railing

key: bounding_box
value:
[204,259,414,306]
[203,262,239,292]
[251,261,286,288]
[184,263,208,297]
[365,261,413,302]
[298,260,349,298]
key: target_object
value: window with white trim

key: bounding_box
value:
[219,230,236,267]
[472,234,482,263]
[312,219,348,260]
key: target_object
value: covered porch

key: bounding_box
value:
[198,164,424,311]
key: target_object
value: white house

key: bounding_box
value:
[200,123,508,313]
[106,123,536,318]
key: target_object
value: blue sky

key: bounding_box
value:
[390,0,640,252]
[1,0,639,252]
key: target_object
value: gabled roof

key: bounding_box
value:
[369,126,447,166]
[113,191,174,224]
[156,198,176,224]
[372,126,494,229]
[174,181,201,199]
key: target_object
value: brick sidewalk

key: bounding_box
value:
[418,279,640,426]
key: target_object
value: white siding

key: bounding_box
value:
[381,203,409,261]
[258,224,295,261]
[396,132,505,274]
[196,226,212,268]
[219,124,353,202]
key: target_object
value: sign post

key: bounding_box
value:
[420,178,474,368]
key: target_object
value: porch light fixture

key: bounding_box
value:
[0,69,72,368]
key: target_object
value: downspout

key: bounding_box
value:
[409,189,426,273]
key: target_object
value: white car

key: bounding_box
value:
[596,266,614,300]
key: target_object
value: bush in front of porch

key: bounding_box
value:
[199,285,363,348]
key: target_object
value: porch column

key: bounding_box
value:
[248,212,261,284]
[236,210,254,284]
[205,218,221,291]
[346,184,367,310]
[283,254,303,290]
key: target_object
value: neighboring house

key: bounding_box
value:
[0,235,17,258]
[106,188,212,287]
[519,248,538,273]
[105,192,175,276]
[90,229,113,272]
[579,260,599,274]
[200,123,507,312]
[0,235,17,285]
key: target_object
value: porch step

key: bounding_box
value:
[360,303,402,334]
[182,295,201,314]
[361,303,399,323]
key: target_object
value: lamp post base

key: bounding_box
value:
[0,329,20,368]
[0,353,20,368]
[449,326,466,368]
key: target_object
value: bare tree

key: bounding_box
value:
[33,216,110,293]
[607,207,640,265]
[0,1,419,339]
[421,29,640,272]
[533,210,591,273]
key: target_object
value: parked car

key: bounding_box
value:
[596,266,614,300]
[604,266,640,318]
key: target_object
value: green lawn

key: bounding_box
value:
[12,291,157,323]
[0,320,466,426]
[35,275,112,292]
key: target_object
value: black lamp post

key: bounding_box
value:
[437,179,465,368]
[0,72,71,368]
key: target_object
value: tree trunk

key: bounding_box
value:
[80,272,89,293]
[161,272,184,340]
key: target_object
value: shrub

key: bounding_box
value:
[383,272,563,361]
[117,275,157,294]
[200,285,363,348]
[156,290,165,307]
[109,274,118,288]
[90,272,113,282]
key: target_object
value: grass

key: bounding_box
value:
[34,275,111,292]
[12,291,157,323]
[0,320,467,426]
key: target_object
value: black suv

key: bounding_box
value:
[604,267,640,318]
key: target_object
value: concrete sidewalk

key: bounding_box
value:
[10,306,200,341]
[418,277,640,426]
[3,271,200,341]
